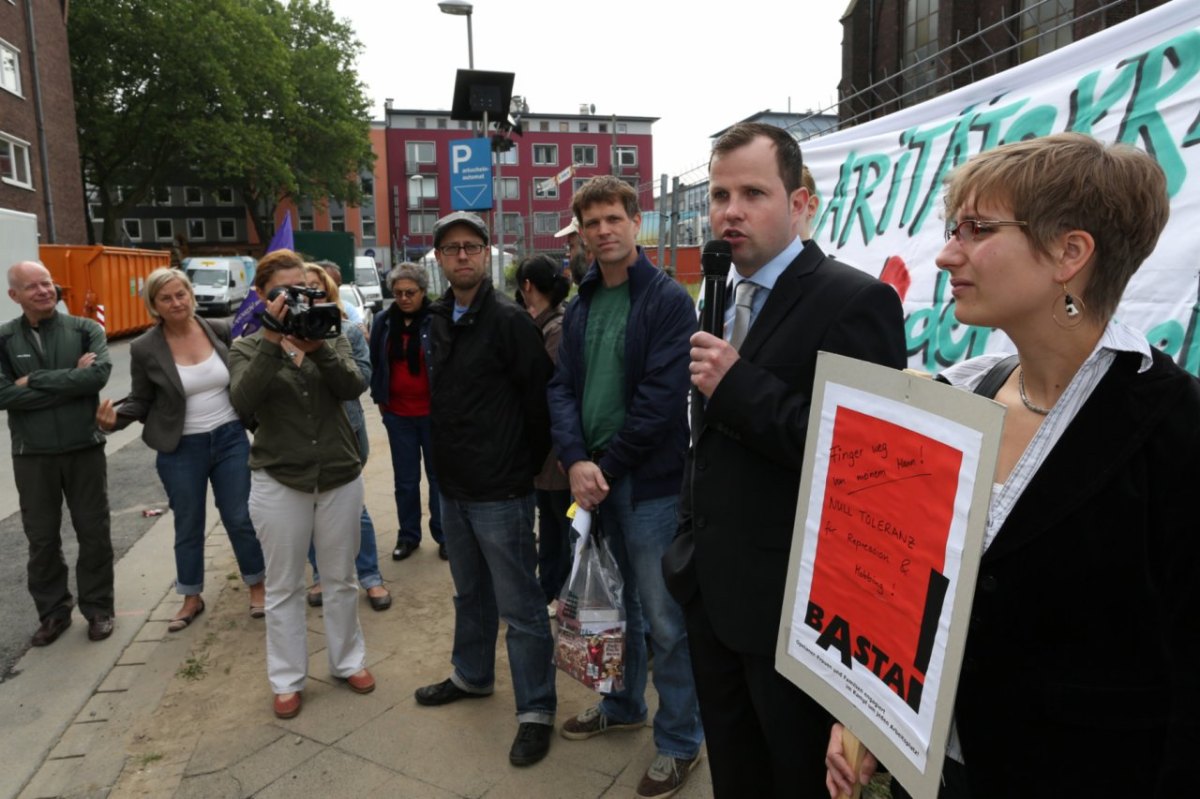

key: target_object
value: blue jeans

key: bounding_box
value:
[596,478,702,760]
[441,492,556,724]
[536,488,572,603]
[382,412,443,545]
[155,420,265,594]
[308,505,383,589]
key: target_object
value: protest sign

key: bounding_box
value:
[776,354,1003,797]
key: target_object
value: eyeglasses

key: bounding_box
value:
[945,218,1028,243]
[394,288,422,299]
[437,243,485,256]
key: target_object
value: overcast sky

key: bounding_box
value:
[324,0,846,182]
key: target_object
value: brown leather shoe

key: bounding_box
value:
[31,615,72,647]
[344,669,376,694]
[87,614,114,641]
[273,691,302,719]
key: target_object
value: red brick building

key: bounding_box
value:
[383,106,656,263]
[0,0,87,244]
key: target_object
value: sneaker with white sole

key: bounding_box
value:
[636,752,700,799]
[559,704,644,740]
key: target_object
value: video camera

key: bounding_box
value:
[259,285,342,340]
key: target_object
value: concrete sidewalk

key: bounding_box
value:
[3,406,713,799]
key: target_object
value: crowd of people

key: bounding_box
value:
[2,124,1196,798]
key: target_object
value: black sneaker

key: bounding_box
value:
[509,722,552,766]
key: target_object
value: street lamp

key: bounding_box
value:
[437,0,474,69]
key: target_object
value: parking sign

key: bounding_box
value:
[449,138,494,211]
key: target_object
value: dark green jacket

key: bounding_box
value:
[0,311,112,455]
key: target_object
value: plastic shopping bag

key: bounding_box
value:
[554,506,626,693]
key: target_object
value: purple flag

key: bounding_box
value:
[233,211,293,337]
[267,211,294,253]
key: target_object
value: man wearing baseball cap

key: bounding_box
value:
[555,217,591,286]
[412,211,559,767]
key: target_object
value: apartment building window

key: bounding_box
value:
[539,121,549,132]
[533,179,558,199]
[458,120,468,130]
[184,186,203,205]
[501,212,522,238]
[408,174,438,207]
[217,187,235,204]
[902,0,940,103]
[1020,0,1074,62]
[437,118,447,129]
[497,148,518,165]
[407,141,435,165]
[612,145,638,168]
[416,117,427,129]
[617,123,627,133]
[187,219,206,240]
[362,218,377,239]
[534,213,559,235]
[155,219,174,241]
[494,177,519,200]
[299,212,314,231]
[331,211,345,232]
[123,219,142,241]
[533,144,558,165]
[409,212,438,234]
[573,178,588,194]
[218,218,237,241]
[0,40,20,96]
[152,186,171,206]
[0,133,32,188]
[361,176,374,196]
[598,122,608,133]
[573,145,597,166]
[579,122,589,132]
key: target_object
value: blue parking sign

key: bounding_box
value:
[449,138,494,211]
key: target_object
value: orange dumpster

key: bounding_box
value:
[39,245,170,338]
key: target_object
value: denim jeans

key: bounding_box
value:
[596,477,702,760]
[536,488,572,603]
[440,492,556,724]
[308,504,383,589]
[382,412,442,545]
[155,421,265,595]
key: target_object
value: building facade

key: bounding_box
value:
[1,0,87,244]
[839,0,1169,123]
[384,107,656,263]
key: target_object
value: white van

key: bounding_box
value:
[353,256,384,312]
[184,256,254,316]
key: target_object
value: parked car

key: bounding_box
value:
[353,256,384,313]
[184,256,255,316]
[339,284,372,332]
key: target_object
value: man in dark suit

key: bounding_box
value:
[673,123,907,797]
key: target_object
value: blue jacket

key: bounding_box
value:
[547,249,695,504]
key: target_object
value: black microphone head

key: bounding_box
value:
[701,240,733,278]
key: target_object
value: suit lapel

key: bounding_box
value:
[147,325,186,398]
[736,244,823,362]
[984,353,1178,561]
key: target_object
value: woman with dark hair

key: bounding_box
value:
[826,133,1200,797]
[369,263,445,561]
[229,249,374,720]
[97,267,265,631]
[515,254,572,612]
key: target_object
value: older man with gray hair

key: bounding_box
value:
[0,261,115,646]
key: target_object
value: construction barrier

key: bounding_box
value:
[39,245,169,338]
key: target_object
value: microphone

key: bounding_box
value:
[699,240,733,338]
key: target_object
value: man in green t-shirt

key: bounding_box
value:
[547,177,703,799]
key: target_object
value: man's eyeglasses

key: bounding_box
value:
[944,218,1028,243]
[394,288,422,299]
[437,243,486,256]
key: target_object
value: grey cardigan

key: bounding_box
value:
[114,317,244,453]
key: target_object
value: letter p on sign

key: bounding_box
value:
[452,144,471,172]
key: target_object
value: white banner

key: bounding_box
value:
[804,0,1200,376]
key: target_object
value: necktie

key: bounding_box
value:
[730,281,759,350]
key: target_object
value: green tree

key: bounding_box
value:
[71,0,374,245]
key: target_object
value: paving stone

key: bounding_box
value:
[185,724,285,776]
[253,748,394,799]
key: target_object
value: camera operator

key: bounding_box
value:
[229,248,375,720]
